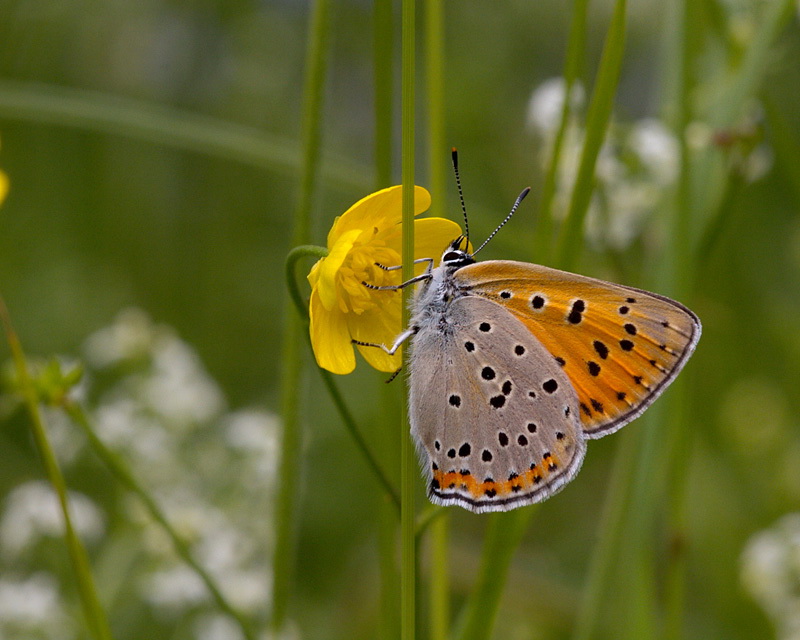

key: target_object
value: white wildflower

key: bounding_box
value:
[195,614,246,640]
[526,77,584,136]
[83,308,157,369]
[742,513,800,640]
[0,573,72,638]
[1,481,105,556]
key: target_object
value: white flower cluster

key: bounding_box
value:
[0,308,280,639]
[527,77,679,251]
[526,77,771,251]
[741,513,800,640]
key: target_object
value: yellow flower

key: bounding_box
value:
[0,136,7,207]
[308,185,462,374]
[0,170,7,207]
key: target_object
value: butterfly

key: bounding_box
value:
[357,151,701,513]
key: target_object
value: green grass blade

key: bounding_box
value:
[0,79,370,193]
[554,0,628,271]
[374,0,394,188]
[536,0,589,263]
[63,401,256,640]
[454,509,535,640]
[374,4,401,636]
[0,297,113,640]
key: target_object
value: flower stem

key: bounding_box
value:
[285,245,328,315]
[0,296,113,640]
[317,369,401,510]
[400,0,417,636]
[285,245,401,510]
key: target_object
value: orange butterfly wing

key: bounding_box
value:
[454,260,701,437]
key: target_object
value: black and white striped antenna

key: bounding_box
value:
[450,148,530,257]
[451,148,469,247]
[472,186,531,257]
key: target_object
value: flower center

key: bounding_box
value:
[338,243,401,315]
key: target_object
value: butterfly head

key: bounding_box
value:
[440,235,476,270]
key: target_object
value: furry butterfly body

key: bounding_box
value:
[406,240,701,513]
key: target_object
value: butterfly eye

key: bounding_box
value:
[443,251,461,262]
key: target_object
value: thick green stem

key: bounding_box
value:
[400,0,417,637]
[425,1,450,637]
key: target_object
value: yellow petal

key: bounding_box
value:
[412,217,465,267]
[328,185,431,246]
[382,217,464,272]
[309,288,356,374]
[0,171,8,206]
[307,257,322,288]
[349,301,404,373]
[317,228,362,310]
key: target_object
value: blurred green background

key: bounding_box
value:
[1,0,800,639]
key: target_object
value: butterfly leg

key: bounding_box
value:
[374,257,434,272]
[363,258,434,291]
[361,273,432,291]
[352,326,418,355]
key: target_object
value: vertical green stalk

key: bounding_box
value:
[425,0,446,219]
[374,3,399,637]
[374,0,394,188]
[554,0,628,272]
[428,516,449,638]
[425,1,450,636]
[535,0,589,263]
[571,427,641,640]
[272,0,330,632]
[455,509,535,640]
[0,298,113,640]
[400,0,417,638]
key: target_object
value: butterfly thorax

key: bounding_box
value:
[410,243,476,334]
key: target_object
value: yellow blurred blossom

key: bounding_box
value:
[0,137,7,206]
